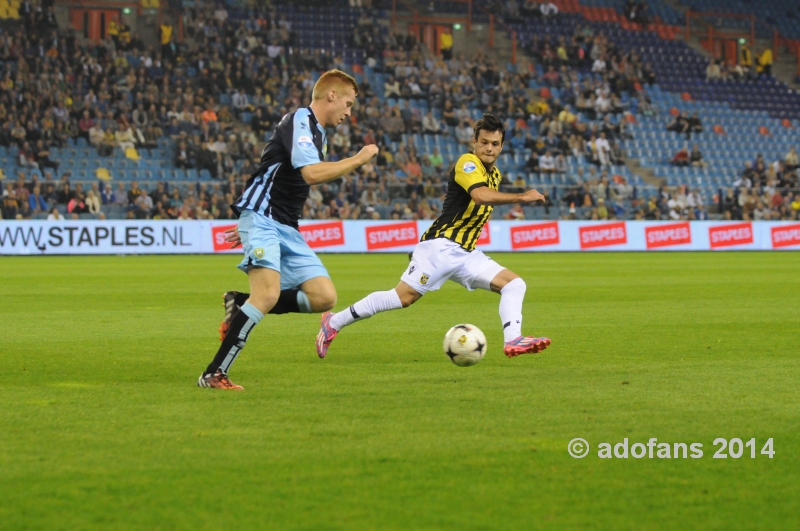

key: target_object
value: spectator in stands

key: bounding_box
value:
[592,54,607,74]
[569,134,587,159]
[666,112,690,137]
[524,150,540,173]
[35,140,59,172]
[785,148,799,171]
[740,190,758,220]
[753,200,770,221]
[18,142,39,169]
[422,111,443,135]
[667,191,685,220]
[57,183,73,205]
[127,182,143,207]
[706,60,722,81]
[757,47,772,77]
[134,190,154,219]
[114,183,128,207]
[671,146,689,167]
[2,191,19,220]
[455,120,473,146]
[594,90,611,115]
[86,190,101,215]
[554,153,567,175]
[642,63,657,85]
[102,185,115,205]
[28,186,47,215]
[505,204,526,220]
[47,207,64,221]
[360,182,380,209]
[595,132,611,167]
[687,113,703,137]
[740,44,753,76]
[67,192,87,215]
[613,177,634,200]
[638,95,655,117]
[539,150,556,174]
[406,156,423,180]
[690,145,706,167]
[610,142,625,166]
[733,168,753,189]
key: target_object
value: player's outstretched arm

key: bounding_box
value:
[301,145,379,185]
[470,186,545,206]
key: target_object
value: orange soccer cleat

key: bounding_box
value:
[197,369,244,390]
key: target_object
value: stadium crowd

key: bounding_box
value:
[1,0,799,222]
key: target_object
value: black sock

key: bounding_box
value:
[268,289,302,314]
[233,290,301,314]
[205,307,259,375]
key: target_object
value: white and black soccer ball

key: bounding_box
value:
[443,324,487,367]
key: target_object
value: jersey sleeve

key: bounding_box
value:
[284,111,323,170]
[453,154,489,193]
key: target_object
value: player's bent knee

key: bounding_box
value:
[395,282,422,308]
[490,269,524,292]
[398,291,420,308]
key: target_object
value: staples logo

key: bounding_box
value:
[709,223,753,249]
[510,222,560,249]
[477,222,491,246]
[771,224,800,249]
[366,221,418,250]
[212,223,238,252]
[645,222,691,249]
[579,222,627,249]
[300,221,345,248]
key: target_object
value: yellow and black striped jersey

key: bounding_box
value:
[421,153,502,251]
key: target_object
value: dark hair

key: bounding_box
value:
[473,113,505,143]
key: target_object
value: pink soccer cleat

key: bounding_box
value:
[316,311,338,358]
[503,336,551,358]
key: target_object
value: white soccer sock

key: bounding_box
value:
[330,289,403,330]
[499,278,526,343]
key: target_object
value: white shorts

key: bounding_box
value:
[400,238,506,295]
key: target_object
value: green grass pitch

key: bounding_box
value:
[1,252,798,530]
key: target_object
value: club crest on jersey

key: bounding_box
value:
[254,248,265,259]
[297,135,313,148]
[463,161,477,173]
[420,273,429,285]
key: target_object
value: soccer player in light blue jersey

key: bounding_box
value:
[199,70,378,390]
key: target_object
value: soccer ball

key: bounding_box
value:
[443,324,487,367]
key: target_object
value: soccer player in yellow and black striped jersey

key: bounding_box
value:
[420,151,503,251]
[317,114,552,359]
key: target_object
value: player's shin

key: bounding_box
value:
[232,290,312,314]
[205,302,264,376]
[499,278,526,343]
[268,289,312,314]
[329,289,403,330]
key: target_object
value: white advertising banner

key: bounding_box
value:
[1,220,799,255]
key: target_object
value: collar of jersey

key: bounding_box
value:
[306,106,321,127]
